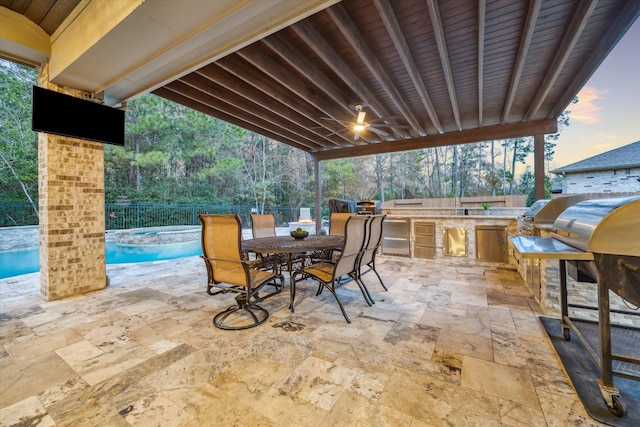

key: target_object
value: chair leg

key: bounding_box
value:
[318,275,345,296]
[212,293,269,330]
[268,274,285,294]
[250,274,284,303]
[371,259,388,291]
[291,274,351,323]
[373,270,388,291]
[316,277,342,297]
[354,274,374,306]
[319,274,371,305]
[364,261,387,291]
[324,282,351,323]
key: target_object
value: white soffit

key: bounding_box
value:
[47,0,338,106]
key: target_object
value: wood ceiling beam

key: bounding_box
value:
[373,0,443,134]
[523,0,597,121]
[262,34,353,116]
[152,87,314,153]
[230,44,374,144]
[312,118,558,161]
[501,0,541,124]
[165,79,324,151]
[259,35,371,143]
[291,19,405,139]
[195,63,348,148]
[426,0,461,131]
[477,0,485,127]
[327,3,424,137]
[550,0,640,118]
[185,70,344,148]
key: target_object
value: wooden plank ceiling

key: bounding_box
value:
[5,0,639,162]
[0,0,81,36]
[151,0,639,161]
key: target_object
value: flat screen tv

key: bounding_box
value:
[32,86,125,146]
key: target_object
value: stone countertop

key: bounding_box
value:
[382,213,519,220]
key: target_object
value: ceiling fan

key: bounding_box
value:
[321,103,408,140]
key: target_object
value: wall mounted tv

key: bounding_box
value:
[32,86,125,146]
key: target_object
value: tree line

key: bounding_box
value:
[2,59,570,218]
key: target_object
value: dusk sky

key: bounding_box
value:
[547,18,640,170]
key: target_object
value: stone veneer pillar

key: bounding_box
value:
[38,65,107,300]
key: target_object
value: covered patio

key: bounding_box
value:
[1,1,639,425]
[1,0,638,300]
[1,254,597,426]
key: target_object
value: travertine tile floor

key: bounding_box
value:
[0,255,606,426]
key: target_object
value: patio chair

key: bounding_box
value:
[250,213,276,238]
[292,215,373,323]
[358,214,388,291]
[199,214,283,330]
[318,212,356,261]
[329,212,356,236]
[317,214,374,292]
[249,213,282,270]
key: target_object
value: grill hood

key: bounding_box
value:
[553,196,640,256]
[522,194,585,223]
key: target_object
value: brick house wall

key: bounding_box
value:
[562,167,640,193]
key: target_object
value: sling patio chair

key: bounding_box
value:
[250,213,277,238]
[315,212,357,262]
[199,214,283,330]
[329,212,356,236]
[357,214,388,292]
[250,213,305,272]
[292,215,373,323]
[249,213,281,270]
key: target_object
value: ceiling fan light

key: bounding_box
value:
[353,124,366,132]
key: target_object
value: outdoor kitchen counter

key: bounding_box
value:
[382,213,518,219]
[379,213,519,267]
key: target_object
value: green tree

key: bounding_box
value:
[3,68,578,220]
[105,94,238,204]
[270,143,313,208]
[0,60,39,216]
[503,137,533,195]
[322,158,356,201]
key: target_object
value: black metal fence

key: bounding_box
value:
[0,202,39,227]
[1,202,315,229]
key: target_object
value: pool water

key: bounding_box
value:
[0,241,202,279]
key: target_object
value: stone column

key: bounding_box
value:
[38,63,107,300]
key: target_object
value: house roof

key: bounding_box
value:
[2,0,639,161]
[551,140,640,174]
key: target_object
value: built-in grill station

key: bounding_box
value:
[510,196,640,417]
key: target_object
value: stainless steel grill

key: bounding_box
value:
[511,196,640,417]
[553,197,640,257]
[518,195,585,303]
[356,200,379,215]
[520,194,584,236]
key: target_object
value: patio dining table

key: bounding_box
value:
[243,235,344,309]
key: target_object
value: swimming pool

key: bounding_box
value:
[0,241,203,279]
